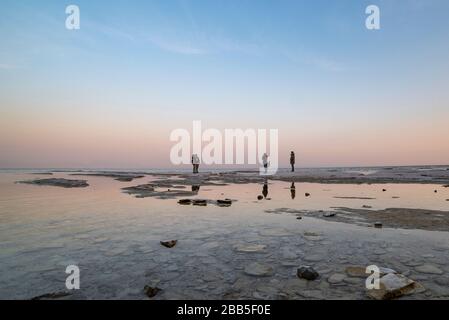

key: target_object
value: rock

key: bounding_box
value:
[296,216,302,220]
[434,190,438,193]
[244,262,274,277]
[443,184,449,188]
[415,264,444,275]
[31,291,72,300]
[160,240,177,248]
[345,266,396,278]
[257,195,263,200]
[18,178,89,188]
[297,266,319,280]
[362,205,372,208]
[178,199,192,205]
[366,273,420,300]
[192,199,207,206]
[327,273,346,284]
[382,189,387,192]
[374,222,383,228]
[323,212,336,217]
[304,254,325,262]
[305,193,310,197]
[144,285,162,298]
[217,199,232,207]
[234,244,267,253]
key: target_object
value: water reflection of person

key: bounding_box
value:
[191,185,200,193]
[262,180,268,199]
[290,182,296,199]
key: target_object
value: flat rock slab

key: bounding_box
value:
[415,264,444,275]
[366,273,421,300]
[244,262,274,277]
[18,178,89,188]
[328,273,346,284]
[259,228,293,237]
[234,244,267,253]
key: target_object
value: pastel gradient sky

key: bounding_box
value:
[1,0,449,168]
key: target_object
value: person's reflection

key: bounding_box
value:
[262,180,268,199]
[290,182,296,199]
[191,185,200,193]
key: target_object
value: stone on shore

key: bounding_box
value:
[366,273,421,300]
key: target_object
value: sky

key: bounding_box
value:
[1,0,449,169]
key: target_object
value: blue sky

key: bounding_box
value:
[1,0,449,168]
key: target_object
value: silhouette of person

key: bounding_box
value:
[262,180,268,199]
[290,151,295,172]
[290,182,296,199]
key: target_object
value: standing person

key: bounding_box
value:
[290,151,295,172]
[262,153,269,173]
[191,154,200,174]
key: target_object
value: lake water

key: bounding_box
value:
[1,171,448,299]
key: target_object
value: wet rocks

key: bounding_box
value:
[178,199,192,205]
[305,193,310,197]
[217,199,232,207]
[257,195,263,200]
[18,178,89,188]
[297,266,319,280]
[144,285,162,298]
[415,264,443,275]
[374,222,383,228]
[366,273,422,300]
[244,262,274,277]
[160,240,177,248]
[192,199,207,206]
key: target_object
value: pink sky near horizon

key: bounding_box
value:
[1,108,449,169]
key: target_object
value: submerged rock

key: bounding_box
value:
[415,264,443,275]
[345,266,396,278]
[160,240,177,248]
[244,262,274,277]
[18,178,89,188]
[297,266,319,280]
[234,244,267,253]
[31,291,72,300]
[327,273,346,284]
[144,285,162,298]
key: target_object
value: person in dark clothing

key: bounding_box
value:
[290,151,295,172]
